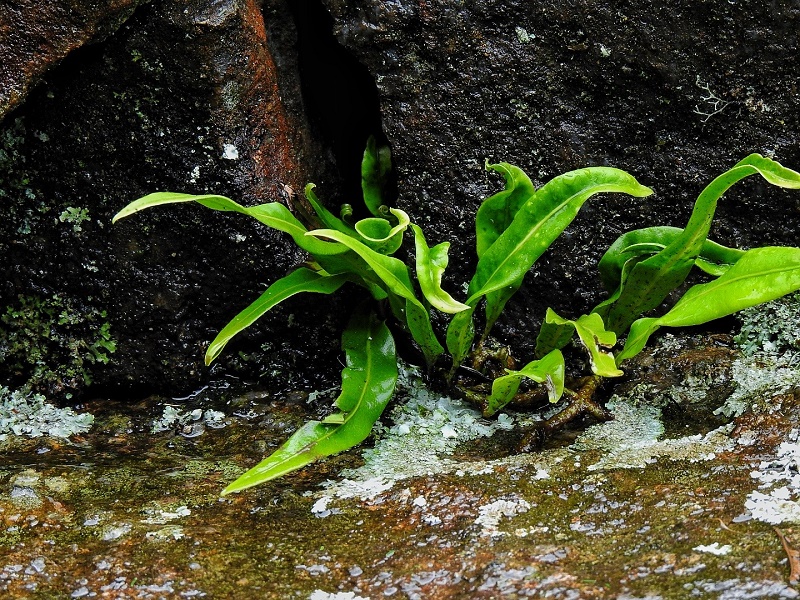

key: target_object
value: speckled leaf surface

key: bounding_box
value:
[598,154,800,335]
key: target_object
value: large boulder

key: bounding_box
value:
[3,0,799,399]
[322,0,800,355]
[0,0,343,399]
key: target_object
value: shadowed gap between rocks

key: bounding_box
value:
[285,0,396,210]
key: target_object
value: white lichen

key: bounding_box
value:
[716,352,800,418]
[735,292,800,356]
[319,364,515,502]
[694,542,732,556]
[716,293,800,418]
[744,435,800,525]
[573,398,734,472]
[475,497,532,537]
[514,26,532,44]
[141,505,191,525]
[221,143,239,160]
[151,405,227,434]
[0,385,93,439]
[308,592,368,600]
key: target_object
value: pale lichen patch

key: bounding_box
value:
[574,398,735,472]
[744,434,800,525]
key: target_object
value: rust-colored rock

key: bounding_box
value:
[0,0,145,118]
[0,0,339,398]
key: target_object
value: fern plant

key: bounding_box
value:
[114,141,800,494]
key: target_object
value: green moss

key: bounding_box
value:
[58,206,91,233]
[180,459,243,481]
[0,117,44,236]
[0,294,116,400]
[0,118,30,195]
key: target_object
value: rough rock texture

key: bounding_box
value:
[323,0,800,357]
[1,335,800,598]
[0,0,343,398]
[3,0,800,398]
[0,0,146,118]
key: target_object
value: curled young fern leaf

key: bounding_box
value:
[361,136,393,216]
[355,208,410,255]
[484,350,565,417]
[411,224,470,314]
[304,184,356,235]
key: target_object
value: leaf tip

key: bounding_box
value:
[220,482,243,496]
[638,184,655,198]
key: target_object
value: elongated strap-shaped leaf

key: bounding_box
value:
[205,268,349,365]
[411,224,469,314]
[455,168,652,356]
[475,162,536,259]
[484,350,565,417]
[616,246,800,364]
[355,208,410,254]
[593,228,746,318]
[113,192,347,258]
[597,226,745,293]
[221,309,398,494]
[307,228,444,365]
[599,154,800,334]
[445,306,476,378]
[535,309,622,377]
[378,291,443,366]
[405,298,445,366]
[474,163,536,325]
[304,184,356,235]
[361,136,393,216]
[467,168,652,303]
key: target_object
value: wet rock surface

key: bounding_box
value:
[322,0,800,356]
[0,0,343,398]
[0,0,146,117]
[3,0,800,396]
[2,336,800,599]
[4,4,800,596]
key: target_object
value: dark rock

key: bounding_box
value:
[322,0,800,358]
[0,0,342,399]
[0,0,147,118]
[4,0,800,399]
